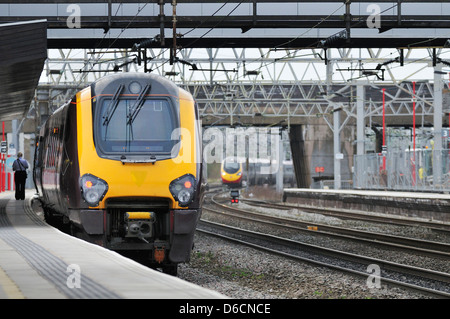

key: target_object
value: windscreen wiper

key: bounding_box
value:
[102,84,125,126]
[127,84,151,125]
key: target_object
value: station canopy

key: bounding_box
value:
[0,20,47,120]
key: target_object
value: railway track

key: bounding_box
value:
[206,196,450,260]
[197,219,450,298]
[240,198,450,234]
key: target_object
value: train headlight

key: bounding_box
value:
[169,174,196,207]
[80,174,109,207]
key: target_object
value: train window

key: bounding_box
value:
[97,98,178,154]
[223,160,240,174]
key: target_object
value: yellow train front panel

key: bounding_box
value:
[75,86,199,210]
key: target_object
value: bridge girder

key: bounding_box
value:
[2,1,450,49]
[36,47,448,128]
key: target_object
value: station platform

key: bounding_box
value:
[283,188,450,223]
[0,191,226,299]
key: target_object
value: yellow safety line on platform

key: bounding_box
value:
[0,266,25,299]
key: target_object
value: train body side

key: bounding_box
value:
[34,97,81,214]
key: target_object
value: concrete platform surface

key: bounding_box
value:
[284,188,450,200]
[283,188,450,223]
[0,191,226,299]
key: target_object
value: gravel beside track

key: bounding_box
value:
[178,197,446,298]
[178,232,431,299]
[222,203,450,274]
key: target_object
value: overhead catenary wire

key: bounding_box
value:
[152,0,351,81]
[232,1,403,83]
[74,2,149,86]
[67,1,447,88]
[76,1,244,77]
[150,0,248,75]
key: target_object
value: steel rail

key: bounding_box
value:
[209,193,450,256]
[210,195,450,256]
[197,219,450,298]
[204,203,450,260]
[240,198,450,234]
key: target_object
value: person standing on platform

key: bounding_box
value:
[12,152,29,200]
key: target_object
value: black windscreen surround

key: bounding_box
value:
[90,73,182,161]
[98,98,177,154]
[223,160,240,174]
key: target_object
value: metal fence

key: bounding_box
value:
[353,149,450,192]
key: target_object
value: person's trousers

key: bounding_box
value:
[14,171,27,200]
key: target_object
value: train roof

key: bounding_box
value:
[90,72,180,98]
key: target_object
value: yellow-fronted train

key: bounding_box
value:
[221,157,243,188]
[33,73,205,275]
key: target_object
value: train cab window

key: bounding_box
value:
[97,98,178,154]
[223,160,240,174]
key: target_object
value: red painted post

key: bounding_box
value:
[1,121,3,193]
[382,88,386,171]
[412,81,416,186]
[413,81,416,152]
